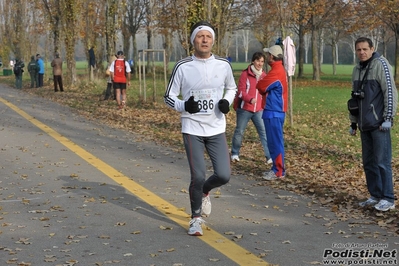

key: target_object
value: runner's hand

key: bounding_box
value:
[184,96,200,114]
[218,99,230,114]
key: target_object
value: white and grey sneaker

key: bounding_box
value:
[374,199,395,211]
[231,155,240,162]
[262,170,283,181]
[358,197,379,207]
[188,217,205,236]
[202,194,211,216]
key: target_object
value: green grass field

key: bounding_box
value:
[1,60,355,78]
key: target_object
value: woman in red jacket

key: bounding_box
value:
[231,52,272,164]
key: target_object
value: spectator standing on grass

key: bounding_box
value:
[36,54,45,87]
[231,52,272,165]
[14,58,24,89]
[27,55,39,88]
[103,55,117,101]
[164,21,237,236]
[256,45,288,181]
[89,46,96,80]
[128,58,134,68]
[51,52,64,92]
[348,37,397,212]
[109,51,131,109]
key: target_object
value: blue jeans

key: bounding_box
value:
[360,128,394,203]
[38,73,44,87]
[231,108,271,159]
[183,133,230,218]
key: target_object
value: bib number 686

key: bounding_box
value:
[198,99,214,112]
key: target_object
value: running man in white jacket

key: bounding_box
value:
[164,21,237,236]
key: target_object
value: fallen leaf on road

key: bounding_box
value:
[159,225,173,230]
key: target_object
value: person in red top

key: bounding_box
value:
[231,52,272,164]
[110,51,131,109]
[256,45,288,180]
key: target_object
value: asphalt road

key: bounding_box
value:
[0,84,397,266]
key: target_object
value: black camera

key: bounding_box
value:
[352,90,364,99]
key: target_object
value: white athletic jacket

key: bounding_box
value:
[164,54,237,137]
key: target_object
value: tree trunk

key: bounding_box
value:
[146,26,153,73]
[53,0,61,53]
[395,24,399,82]
[132,35,138,76]
[63,0,77,85]
[312,27,320,81]
[297,24,305,78]
[163,31,172,76]
[65,38,76,85]
[105,0,117,63]
[332,39,337,76]
[14,0,24,58]
[122,21,130,55]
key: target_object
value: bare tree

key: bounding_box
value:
[323,0,354,75]
[105,0,119,62]
[62,0,81,85]
[355,0,399,81]
[41,0,62,54]
[0,0,29,61]
[240,29,251,62]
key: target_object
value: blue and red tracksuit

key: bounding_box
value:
[256,61,288,177]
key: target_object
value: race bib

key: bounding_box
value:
[191,88,217,114]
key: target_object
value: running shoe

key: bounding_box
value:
[358,197,379,207]
[188,217,205,236]
[374,199,395,211]
[202,194,211,216]
[231,155,240,162]
[262,170,284,181]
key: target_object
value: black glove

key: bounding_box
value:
[218,99,230,114]
[349,122,357,135]
[184,96,200,114]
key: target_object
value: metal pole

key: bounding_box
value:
[289,76,293,126]
[143,51,147,102]
[152,51,156,102]
[163,50,167,94]
[207,0,211,21]
[138,51,142,97]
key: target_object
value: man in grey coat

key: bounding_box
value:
[349,37,398,212]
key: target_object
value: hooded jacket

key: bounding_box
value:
[349,52,398,131]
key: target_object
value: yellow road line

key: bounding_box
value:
[0,97,270,265]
